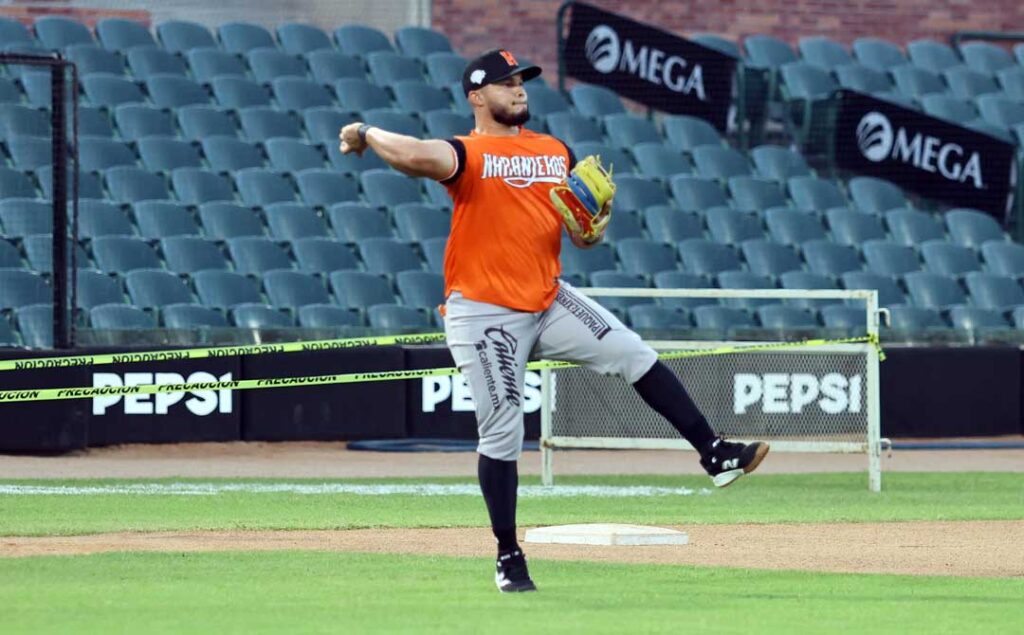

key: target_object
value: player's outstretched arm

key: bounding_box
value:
[339,122,455,181]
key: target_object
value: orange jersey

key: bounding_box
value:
[441,128,574,312]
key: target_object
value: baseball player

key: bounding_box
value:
[340,49,769,594]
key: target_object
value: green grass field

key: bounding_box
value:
[2,473,1022,634]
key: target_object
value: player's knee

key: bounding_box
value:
[605,332,658,383]
[478,425,525,461]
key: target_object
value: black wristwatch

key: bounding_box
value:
[357,123,373,143]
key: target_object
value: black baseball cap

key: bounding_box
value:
[461,48,542,96]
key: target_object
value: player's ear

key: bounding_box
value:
[468,89,485,108]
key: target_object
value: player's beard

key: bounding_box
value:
[492,103,530,127]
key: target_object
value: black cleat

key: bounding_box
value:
[495,549,537,593]
[700,437,770,488]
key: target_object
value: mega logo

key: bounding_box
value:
[422,371,548,414]
[733,373,862,415]
[583,24,707,100]
[92,372,234,416]
[855,111,984,188]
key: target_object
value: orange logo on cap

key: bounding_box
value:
[499,50,518,67]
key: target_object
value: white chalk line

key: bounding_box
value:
[0,483,712,498]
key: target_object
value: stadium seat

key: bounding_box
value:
[192,269,263,307]
[890,64,946,99]
[692,146,752,181]
[263,203,328,240]
[272,77,335,111]
[360,170,422,207]
[334,24,393,56]
[944,67,1000,100]
[423,110,473,139]
[887,305,949,330]
[160,236,230,273]
[177,105,240,139]
[0,169,38,199]
[958,41,1014,76]
[862,240,921,276]
[545,112,603,144]
[134,137,201,172]
[643,207,703,242]
[79,201,134,238]
[367,304,430,330]
[291,237,359,273]
[276,23,332,55]
[964,272,1024,310]
[948,306,1010,331]
[303,107,361,144]
[627,304,689,330]
[764,208,826,245]
[262,269,330,306]
[226,236,294,274]
[186,47,247,82]
[920,241,981,277]
[134,201,200,238]
[65,45,126,75]
[841,271,906,306]
[744,34,798,69]
[976,94,1024,131]
[631,143,692,180]
[357,237,423,274]
[396,270,445,311]
[749,145,812,183]
[90,303,156,329]
[825,209,886,245]
[0,199,52,237]
[236,108,302,143]
[820,304,868,332]
[779,61,838,100]
[19,72,56,109]
[587,271,654,311]
[264,139,325,171]
[602,114,661,148]
[79,137,137,171]
[6,136,52,170]
[798,36,854,70]
[36,168,103,200]
[570,84,626,118]
[603,209,645,241]
[904,271,968,309]
[298,304,363,328]
[14,304,52,348]
[852,37,907,71]
[125,269,194,308]
[0,269,49,309]
[146,75,212,108]
[77,269,124,309]
[612,175,670,212]
[728,176,787,209]
[333,78,392,111]
[210,76,272,109]
[330,270,396,308]
[163,303,230,328]
[218,22,275,54]
[921,94,978,123]
[834,64,895,93]
[756,304,819,329]
[705,207,763,245]
[172,168,235,205]
[741,239,803,277]
[202,137,265,171]
[420,237,446,273]
[906,39,963,74]
[997,67,1024,101]
[559,242,616,280]
[228,168,292,205]
[393,204,449,241]
[886,208,945,246]
[126,47,188,78]
[362,108,425,138]
[0,313,17,346]
[678,239,742,276]
[669,176,729,211]
[329,203,393,241]
[91,236,161,272]
[232,303,294,328]
[113,104,176,140]
[717,270,776,309]
[81,74,146,108]
[0,105,51,139]
[366,51,425,87]
[616,238,678,276]
[525,85,571,118]
[93,18,153,52]
[394,26,452,57]
[692,305,755,332]
[306,50,365,84]
[572,143,636,174]
[157,21,216,53]
[663,115,724,151]
[294,169,359,206]
[34,16,93,49]
[0,18,35,47]
[780,270,840,309]
[22,235,91,272]
[651,270,714,310]
[424,51,467,89]
[980,241,1024,278]
[848,177,908,214]
[801,240,862,277]
[81,107,117,139]
[392,81,451,113]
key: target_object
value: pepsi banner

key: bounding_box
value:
[834,90,1017,218]
[563,2,736,130]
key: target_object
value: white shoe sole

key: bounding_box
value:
[711,443,770,488]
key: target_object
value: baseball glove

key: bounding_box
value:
[550,154,615,244]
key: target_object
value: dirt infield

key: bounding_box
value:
[2,441,1022,578]
[3,521,1023,578]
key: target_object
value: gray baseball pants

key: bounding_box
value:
[443,281,658,461]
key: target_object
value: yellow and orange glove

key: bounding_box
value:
[550,155,615,244]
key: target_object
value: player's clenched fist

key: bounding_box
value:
[339,122,368,156]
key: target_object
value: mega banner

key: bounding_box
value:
[834,90,1017,218]
[562,1,736,130]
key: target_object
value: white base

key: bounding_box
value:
[524,523,689,546]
